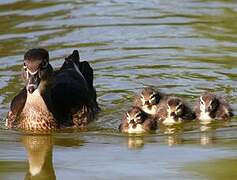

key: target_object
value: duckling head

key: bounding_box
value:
[200,93,219,114]
[140,87,161,108]
[167,97,184,119]
[125,107,147,132]
[23,48,53,94]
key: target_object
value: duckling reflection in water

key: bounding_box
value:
[127,136,145,149]
[22,135,56,180]
[195,92,233,123]
[119,106,157,134]
[157,97,196,125]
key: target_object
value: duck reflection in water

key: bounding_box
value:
[22,135,56,180]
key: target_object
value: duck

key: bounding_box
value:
[194,92,233,122]
[133,87,167,116]
[119,106,157,133]
[5,48,99,131]
[157,97,196,125]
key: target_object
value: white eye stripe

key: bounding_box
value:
[26,69,38,75]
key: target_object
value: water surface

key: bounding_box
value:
[0,0,237,179]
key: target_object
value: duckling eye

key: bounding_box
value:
[176,105,182,110]
[136,113,142,118]
[150,94,156,99]
[126,113,130,118]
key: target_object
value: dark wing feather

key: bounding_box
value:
[6,87,27,128]
[51,69,91,124]
[79,61,100,112]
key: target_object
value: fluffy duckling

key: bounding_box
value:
[157,97,195,125]
[195,92,233,122]
[119,106,157,133]
[133,87,166,116]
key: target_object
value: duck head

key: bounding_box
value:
[23,48,53,94]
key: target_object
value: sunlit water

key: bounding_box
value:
[0,0,237,179]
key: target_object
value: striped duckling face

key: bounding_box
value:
[199,93,219,121]
[167,98,184,118]
[126,107,146,133]
[163,97,184,125]
[140,87,161,114]
[23,48,53,94]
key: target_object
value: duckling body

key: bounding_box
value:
[195,92,233,122]
[6,49,99,131]
[133,87,167,116]
[157,97,195,125]
[119,106,157,133]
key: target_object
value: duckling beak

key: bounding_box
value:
[27,72,40,94]
[170,112,176,117]
[144,101,150,106]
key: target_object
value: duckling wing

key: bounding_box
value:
[119,116,129,132]
[216,102,233,120]
[6,87,27,128]
[182,105,196,121]
[143,117,157,131]
[133,95,142,107]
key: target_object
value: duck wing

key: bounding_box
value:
[6,87,27,128]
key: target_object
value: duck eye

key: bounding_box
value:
[23,62,27,70]
[41,60,48,68]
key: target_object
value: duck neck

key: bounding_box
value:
[25,79,53,111]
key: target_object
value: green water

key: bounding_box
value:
[0,0,237,179]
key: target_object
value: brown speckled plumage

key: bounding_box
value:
[195,92,233,121]
[157,97,195,125]
[133,87,167,116]
[119,106,157,133]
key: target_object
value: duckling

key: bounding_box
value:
[157,97,195,125]
[6,48,99,131]
[119,106,157,133]
[194,92,233,122]
[133,87,166,116]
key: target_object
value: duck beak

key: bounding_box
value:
[27,71,40,94]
